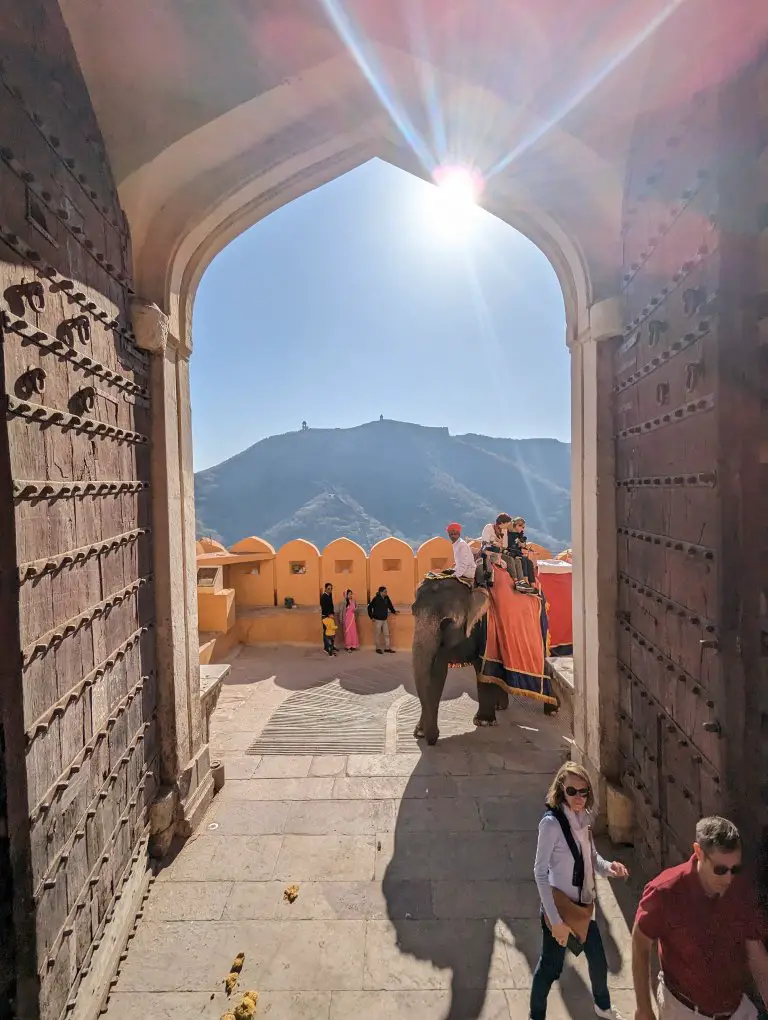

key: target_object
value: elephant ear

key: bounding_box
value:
[465,588,489,638]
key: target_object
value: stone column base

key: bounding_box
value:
[148,745,216,859]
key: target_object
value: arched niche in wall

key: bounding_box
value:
[228,536,277,607]
[415,536,455,583]
[369,537,415,607]
[275,538,321,607]
[321,538,369,603]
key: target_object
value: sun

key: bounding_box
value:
[422,164,484,241]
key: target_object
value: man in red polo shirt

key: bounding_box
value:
[632,816,768,1019]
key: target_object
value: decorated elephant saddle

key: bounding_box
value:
[422,569,474,590]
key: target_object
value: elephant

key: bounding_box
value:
[411,573,509,745]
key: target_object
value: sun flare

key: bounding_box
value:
[423,164,484,241]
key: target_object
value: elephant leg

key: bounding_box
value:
[473,671,499,727]
[418,655,449,745]
[496,687,509,710]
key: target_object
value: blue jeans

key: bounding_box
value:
[529,914,610,1019]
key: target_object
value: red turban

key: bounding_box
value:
[446,522,461,533]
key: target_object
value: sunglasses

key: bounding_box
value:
[710,861,742,876]
[565,785,590,798]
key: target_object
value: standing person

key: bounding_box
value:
[320,582,337,656]
[446,522,477,584]
[368,585,398,654]
[531,761,629,1020]
[340,589,359,652]
[632,815,768,1020]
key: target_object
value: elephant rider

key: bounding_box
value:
[446,523,477,584]
[481,514,536,594]
[509,516,538,589]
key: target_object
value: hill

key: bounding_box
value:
[194,419,571,552]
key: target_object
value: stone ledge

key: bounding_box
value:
[200,663,228,742]
[545,656,574,735]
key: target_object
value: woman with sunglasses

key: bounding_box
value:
[531,761,629,1020]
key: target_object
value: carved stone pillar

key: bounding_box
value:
[569,297,621,819]
[132,299,213,856]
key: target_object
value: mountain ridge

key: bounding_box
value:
[195,419,571,552]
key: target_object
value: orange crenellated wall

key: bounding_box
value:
[228,536,277,607]
[195,533,513,660]
[416,536,454,583]
[321,537,369,602]
[275,538,322,607]
[369,536,416,606]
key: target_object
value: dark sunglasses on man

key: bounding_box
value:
[708,858,742,876]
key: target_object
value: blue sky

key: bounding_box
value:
[191,158,568,471]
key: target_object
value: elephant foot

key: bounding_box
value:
[543,701,559,716]
[413,724,425,739]
[473,713,498,728]
[426,731,439,746]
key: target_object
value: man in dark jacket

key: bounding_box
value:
[367,586,397,654]
[320,583,337,656]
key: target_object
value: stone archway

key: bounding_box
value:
[126,150,621,812]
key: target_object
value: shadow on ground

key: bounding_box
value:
[381,719,634,1020]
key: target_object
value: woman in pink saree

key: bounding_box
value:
[341,589,360,651]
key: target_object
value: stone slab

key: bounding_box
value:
[203,798,290,835]
[309,754,348,776]
[143,881,233,921]
[394,797,482,831]
[252,755,313,778]
[154,834,283,882]
[284,799,396,835]
[430,880,541,920]
[477,795,548,832]
[330,989,512,1019]
[331,775,458,800]
[218,777,335,801]
[115,919,366,992]
[222,879,433,921]
[363,919,515,990]
[273,835,376,882]
[375,832,536,881]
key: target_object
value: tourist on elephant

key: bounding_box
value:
[340,589,360,652]
[446,522,477,584]
[481,514,535,592]
[531,761,629,1020]
[368,585,398,654]
[480,513,513,585]
[509,516,538,589]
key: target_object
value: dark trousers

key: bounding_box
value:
[322,623,335,655]
[529,915,610,1020]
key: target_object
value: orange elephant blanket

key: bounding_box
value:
[480,564,557,706]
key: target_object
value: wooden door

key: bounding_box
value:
[0,3,157,1016]
[616,46,767,869]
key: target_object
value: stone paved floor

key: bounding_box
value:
[104,647,640,1020]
